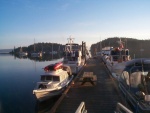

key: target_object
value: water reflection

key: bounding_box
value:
[35,95,60,113]
[14,53,63,62]
[0,54,63,113]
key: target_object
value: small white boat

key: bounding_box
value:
[31,52,42,58]
[101,46,112,63]
[19,47,28,57]
[33,62,73,101]
[19,52,28,57]
[31,39,42,58]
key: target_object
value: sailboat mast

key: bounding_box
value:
[34,38,36,52]
[99,37,102,51]
[67,36,74,51]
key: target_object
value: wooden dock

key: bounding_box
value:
[50,57,129,113]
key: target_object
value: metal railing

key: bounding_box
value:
[115,102,133,113]
[75,102,87,113]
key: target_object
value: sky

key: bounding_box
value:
[0,0,150,49]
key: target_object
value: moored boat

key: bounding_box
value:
[104,39,131,79]
[63,37,86,75]
[119,58,150,113]
[19,47,28,57]
[33,62,73,101]
[31,52,42,58]
[101,46,112,64]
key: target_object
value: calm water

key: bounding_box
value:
[0,54,63,113]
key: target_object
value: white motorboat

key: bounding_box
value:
[104,39,131,79]
[33,62,73,101]
[31,52,42,58]
[19,47,28,57]
[63,37,86,75]
[31,39,42,58]
[119,58,150,113]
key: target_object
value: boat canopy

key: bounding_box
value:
[124,58,150,73]
[120,59,150,94]
[111,49,129,56]
[44,62,63,72]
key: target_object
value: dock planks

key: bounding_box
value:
[50,57,128,113]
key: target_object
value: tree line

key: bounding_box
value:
[90,37,150,58]
[13,42,65,54]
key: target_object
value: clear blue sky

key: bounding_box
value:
[0,0,150,49]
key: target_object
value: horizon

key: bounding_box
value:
[1,0,150,49]
[1,37,150,50]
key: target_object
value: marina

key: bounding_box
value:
[1,0,150,113]
[1,38,150,113]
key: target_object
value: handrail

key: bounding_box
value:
[115,102,133,113]
[75,101,87,113]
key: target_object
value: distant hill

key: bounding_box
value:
[90,37,150,58]
[0,49,13,53]
[13,43,65,54]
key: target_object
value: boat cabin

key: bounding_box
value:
[63,43,82,62]
[38,69,69,89]
[41,62,69,83]
[40,71,68,82]
[110,48,130,62]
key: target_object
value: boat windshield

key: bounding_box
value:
[41,75,60,81]
[111,49,129,55]
[65,43,80,51]
[127,64,150,74]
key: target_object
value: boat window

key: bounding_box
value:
[144,64,150,71]
[41,76,52,81]
[120,50,125,55]
[125,50,129,55]
[41,75,60,81]
[53,76,60,81]
[75,51,79,57]
[113,56,119,61]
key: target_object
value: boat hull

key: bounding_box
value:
[34,87,66,101]
[33,75,74,101]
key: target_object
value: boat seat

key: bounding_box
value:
[121,71,130,86]
[130,72,141,88]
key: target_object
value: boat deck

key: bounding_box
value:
[50,57,129,113]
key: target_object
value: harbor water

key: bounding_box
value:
[0,54,63,113]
